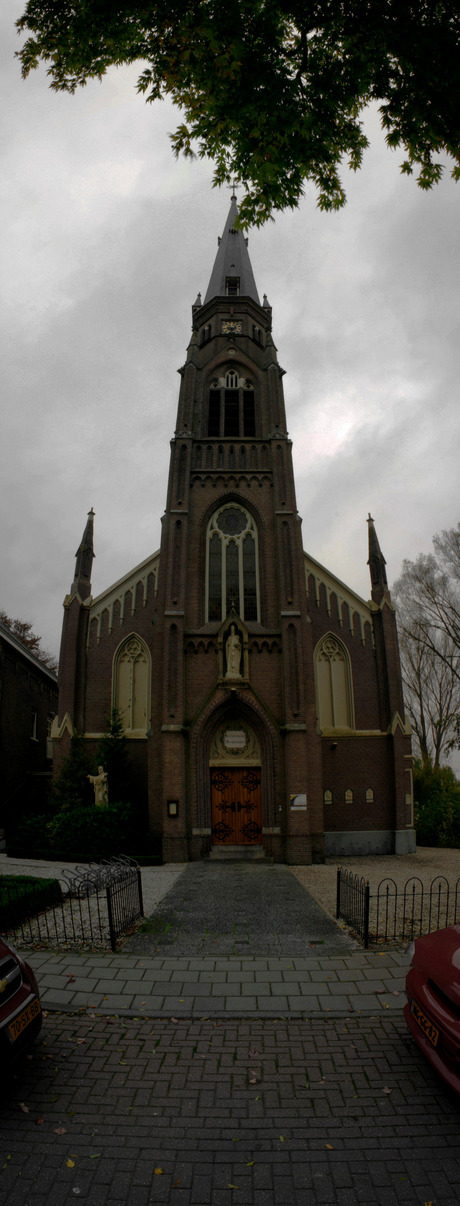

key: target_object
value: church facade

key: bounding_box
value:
[53,198,415,863]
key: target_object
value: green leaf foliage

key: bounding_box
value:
[49,731,93,812]
[0,875,62,930]
[16,1,460,225]
[6,812,53,858]
[47,800,140,860]
[413,759,460,847]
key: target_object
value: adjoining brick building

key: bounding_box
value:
[0,619,58,839]
[53,197,414,862]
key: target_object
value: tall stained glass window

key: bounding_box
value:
[206,505,259,623]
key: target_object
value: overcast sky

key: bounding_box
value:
[2,1,459,668]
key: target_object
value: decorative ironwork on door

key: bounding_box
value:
[211,767,262,845]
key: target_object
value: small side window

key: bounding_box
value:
[225,277,240,296]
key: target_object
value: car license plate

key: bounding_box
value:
[411,999,439,1048]
[8,998,41,1043]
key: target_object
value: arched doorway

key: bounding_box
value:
[209,721,262,846]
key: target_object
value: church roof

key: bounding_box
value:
[204,195,260,305]
[0,619,57,682]
[367,512,389,599]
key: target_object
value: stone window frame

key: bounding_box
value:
[112,632,151,738]
[46,714,55,760]
[207,369,256,438]
[314,632,355,731]
[205,502,260,624]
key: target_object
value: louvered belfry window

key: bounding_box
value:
[207,373,255,438]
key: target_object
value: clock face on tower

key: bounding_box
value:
[222,320,243,334]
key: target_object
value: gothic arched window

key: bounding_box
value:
[207,371,256,438]
[206,504,259,623]
[315,635,354,730]
[113,634,151,735]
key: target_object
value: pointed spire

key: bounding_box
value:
[367,513,389,602]
[72,508,95,600]
[204,195,260,305]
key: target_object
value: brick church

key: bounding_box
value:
[53,196,415,863]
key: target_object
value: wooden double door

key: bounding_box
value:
[211,767,262,845]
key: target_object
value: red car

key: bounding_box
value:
[405,924,460,1094]
[0,936,42,1066]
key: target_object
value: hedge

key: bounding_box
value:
[0,875,62,932]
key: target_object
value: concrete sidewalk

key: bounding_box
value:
[26,948,410,1018]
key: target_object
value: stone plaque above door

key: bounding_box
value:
[209,721,260,765]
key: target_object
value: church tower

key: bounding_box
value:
[150,196,324,863]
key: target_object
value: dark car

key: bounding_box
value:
[404,924,460,1094]
[0,936,42,1066]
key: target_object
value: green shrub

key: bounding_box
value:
[414,760,460,847]
[47,801,141,861]
[0,875,62,930]
[6,813,53,858]
[49,731,93,812]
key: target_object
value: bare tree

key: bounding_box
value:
[392,524,460,766]
[397,625,460,767]
[395,525,460,678]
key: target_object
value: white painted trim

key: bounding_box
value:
[50,712,74,740]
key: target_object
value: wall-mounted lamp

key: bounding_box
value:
[330,741,338,750]
[167,800,179,818]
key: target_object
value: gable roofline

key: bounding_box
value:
[0,619,58,683]
[304,552,371,614]
[90,549,160,609]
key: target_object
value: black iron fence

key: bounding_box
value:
[337,867,460,948]
[1,857,144,952]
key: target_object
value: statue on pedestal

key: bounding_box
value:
[88,766,109,808]
[225,624,242,678]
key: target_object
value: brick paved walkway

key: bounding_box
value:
[1,1011,460,1206]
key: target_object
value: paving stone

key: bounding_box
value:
[316,994,352,1012]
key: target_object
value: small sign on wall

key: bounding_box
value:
[224,730,246,751]
[290,793,307,811]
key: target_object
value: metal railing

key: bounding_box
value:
[337,867,460,948]
[1,857,144,952]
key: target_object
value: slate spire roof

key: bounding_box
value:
[72,507,95,599]
[204,194,260,305]
[367,513,389,601]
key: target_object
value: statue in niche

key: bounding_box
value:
[225,624,242,678]
[88,766,109,808]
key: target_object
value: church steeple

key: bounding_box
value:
[367,513,389,604]
[204,195,260,305]
[72,508,95,600]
